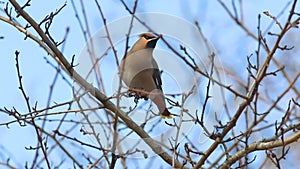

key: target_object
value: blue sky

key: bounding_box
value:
[0,0,299,168]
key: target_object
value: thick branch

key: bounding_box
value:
[218,131,300,169]
[193,0,299,168]
[8,0,185,168]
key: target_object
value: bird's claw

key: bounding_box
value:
[127,89,149,103]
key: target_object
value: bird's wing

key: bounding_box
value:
[152,59,162,90]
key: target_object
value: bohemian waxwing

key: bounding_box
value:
[119,33,172,118]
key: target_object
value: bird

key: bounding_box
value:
[119,33,172,119]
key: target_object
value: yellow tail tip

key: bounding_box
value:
[160,114,173,119]
[161,109,172,119]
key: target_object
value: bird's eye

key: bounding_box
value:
[143,34,151,40]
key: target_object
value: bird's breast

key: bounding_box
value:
[119,49,156,87]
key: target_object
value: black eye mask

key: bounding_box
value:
[142,34,155,40]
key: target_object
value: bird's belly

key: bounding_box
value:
[120,53,154,87]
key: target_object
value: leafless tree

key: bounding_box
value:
[1,0,300,168]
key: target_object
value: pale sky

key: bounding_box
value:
[0,0,297,168]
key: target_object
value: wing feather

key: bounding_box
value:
[152,59,162,90]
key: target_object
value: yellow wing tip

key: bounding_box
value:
[160,114,173,119]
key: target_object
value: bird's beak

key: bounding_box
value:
[146,37,159,48]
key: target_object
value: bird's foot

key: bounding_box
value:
[127,89,148,103]
[134,96,139,104]
[127,90,142,104]
[127,90,136,97]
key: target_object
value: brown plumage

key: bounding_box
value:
[119,33,172,118]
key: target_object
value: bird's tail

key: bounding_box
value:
[149,89,173,119]
[161,108,172,119]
